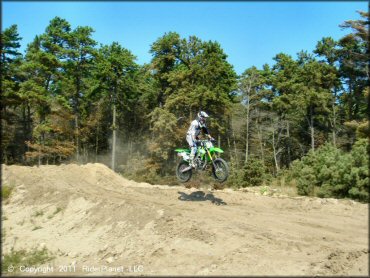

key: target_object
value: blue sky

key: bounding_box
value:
[2,1,368,75]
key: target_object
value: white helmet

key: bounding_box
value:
[197,111,209,125]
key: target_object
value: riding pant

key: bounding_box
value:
[186,134,197,159]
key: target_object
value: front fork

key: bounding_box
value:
[206,149,218,170]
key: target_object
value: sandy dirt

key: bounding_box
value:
[2,163,368,276]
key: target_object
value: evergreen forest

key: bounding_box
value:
[1,11,369,202]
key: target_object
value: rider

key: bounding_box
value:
[186,111,213,168]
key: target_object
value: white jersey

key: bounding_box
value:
[187,119,208,139]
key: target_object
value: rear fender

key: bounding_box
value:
[175,148,191,153]
[175,148,190,161]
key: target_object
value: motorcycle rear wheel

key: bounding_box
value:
[176,161,192,183]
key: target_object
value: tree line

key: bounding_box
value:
[1,11,368,201]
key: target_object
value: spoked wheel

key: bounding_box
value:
[176,161,192,183]
[212,158,229,183]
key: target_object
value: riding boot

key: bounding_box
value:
[189,154,196,168]
[181,155,195,173]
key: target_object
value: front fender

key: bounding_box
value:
[209,147,224,153]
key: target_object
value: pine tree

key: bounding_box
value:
[93,42,137,170]
[1,24,23,163]
[64,25,97,161]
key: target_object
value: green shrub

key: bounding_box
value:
[243,159,265,187]
[226,163,244,188]
[241,158,267,187]
[296,164,316,196]
[290,139,369,202]
[1,184,14,201]
[226,158,268,188]
[347,139,369,201]
[1,247,54,274]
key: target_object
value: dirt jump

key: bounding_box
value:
[2,163,368,276]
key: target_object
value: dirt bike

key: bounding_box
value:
[175,139,229,183]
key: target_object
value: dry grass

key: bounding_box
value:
[1,247,54,275]
[2,184,14,201]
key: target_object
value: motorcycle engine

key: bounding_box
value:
[195,156,206,169]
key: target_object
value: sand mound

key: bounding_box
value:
[2,163,368,276]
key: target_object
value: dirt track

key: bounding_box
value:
[2,163,369,276]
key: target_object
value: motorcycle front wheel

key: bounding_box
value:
[176,161,192,183]
[212,158,229,183]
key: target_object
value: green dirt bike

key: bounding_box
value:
[175,139,229,183]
